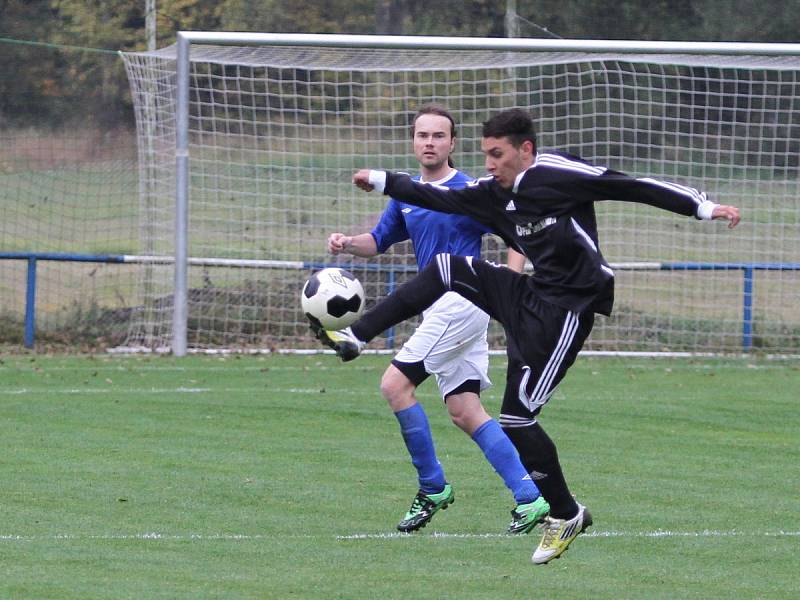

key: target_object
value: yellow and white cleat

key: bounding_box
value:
[531,503,592,564]
[311,323,365,362]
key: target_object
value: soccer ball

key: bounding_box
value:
[301,268,365,330]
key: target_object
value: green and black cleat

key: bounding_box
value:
[507,496,550,534]
[397,484,455,532]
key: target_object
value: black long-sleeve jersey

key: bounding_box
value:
[381,151,712,316]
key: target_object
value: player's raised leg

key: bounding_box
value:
[310,253,508,360]
[312,257,449,360]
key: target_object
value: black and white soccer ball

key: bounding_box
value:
[301,267,365,330]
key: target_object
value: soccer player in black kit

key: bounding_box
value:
[313,108,741,564]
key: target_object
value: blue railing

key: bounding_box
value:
[657,262,800,352]
[2,251,799,351]
[2,252,129,349]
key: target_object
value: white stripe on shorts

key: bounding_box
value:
[518,311,579,411]
[436,253,451,289]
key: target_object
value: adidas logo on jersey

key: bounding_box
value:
[505,199,516,211]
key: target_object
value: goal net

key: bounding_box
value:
[1,43,139,349]
[120,38,800,354]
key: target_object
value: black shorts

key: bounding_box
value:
[444,255,595,425]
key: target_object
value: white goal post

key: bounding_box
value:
[120,34,800,356]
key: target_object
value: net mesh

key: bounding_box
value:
[0,44,139,348]
[120,43,800,353]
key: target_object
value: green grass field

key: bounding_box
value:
[1,354,798,599]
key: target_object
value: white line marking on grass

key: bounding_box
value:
[1,530,798,543]
[587,529,800,538]
[0,387,371,396]
[0,388,213,395]
[1,365,384,373]
[336,529,800,540]
[0,533,273,541]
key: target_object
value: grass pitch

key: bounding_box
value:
[0,354,797,599]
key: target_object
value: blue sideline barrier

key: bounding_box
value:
[2,251,799,351]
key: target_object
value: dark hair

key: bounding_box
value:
[412,103,457,167]
[412,103,456,138]
[482,108,537,150]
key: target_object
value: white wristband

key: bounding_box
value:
[368,170,387,194]
[697,199,718,220]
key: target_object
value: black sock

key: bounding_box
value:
[504,422,579,519]
[351,261,447,342]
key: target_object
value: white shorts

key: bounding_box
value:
[394,291,492,398]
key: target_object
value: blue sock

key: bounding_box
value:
[395,404,446,494]
[472,419,540,504]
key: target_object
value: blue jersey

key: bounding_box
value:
[370,169,493,269]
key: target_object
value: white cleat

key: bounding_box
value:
[312,325,365,362]
[532,503,592,564]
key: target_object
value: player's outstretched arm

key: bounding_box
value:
[711,204,741,228]
[353,169,493,224]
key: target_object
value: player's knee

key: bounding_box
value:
[445,390,489,434]
[380,368,415,410]
[449,408,483,433]
[378,370,398,400]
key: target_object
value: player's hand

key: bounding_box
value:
[712,205,741,228]
[328,232,351,255]
[352,169,374,192]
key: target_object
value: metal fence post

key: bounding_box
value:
[24,257,37,348]
[742,266,754,351]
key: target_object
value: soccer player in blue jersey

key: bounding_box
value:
[317,108,741,563]
[326,104,549,534]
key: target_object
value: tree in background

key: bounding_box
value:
[0,0,59,126]
[2,0,799,129]
[525,0,699,41]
